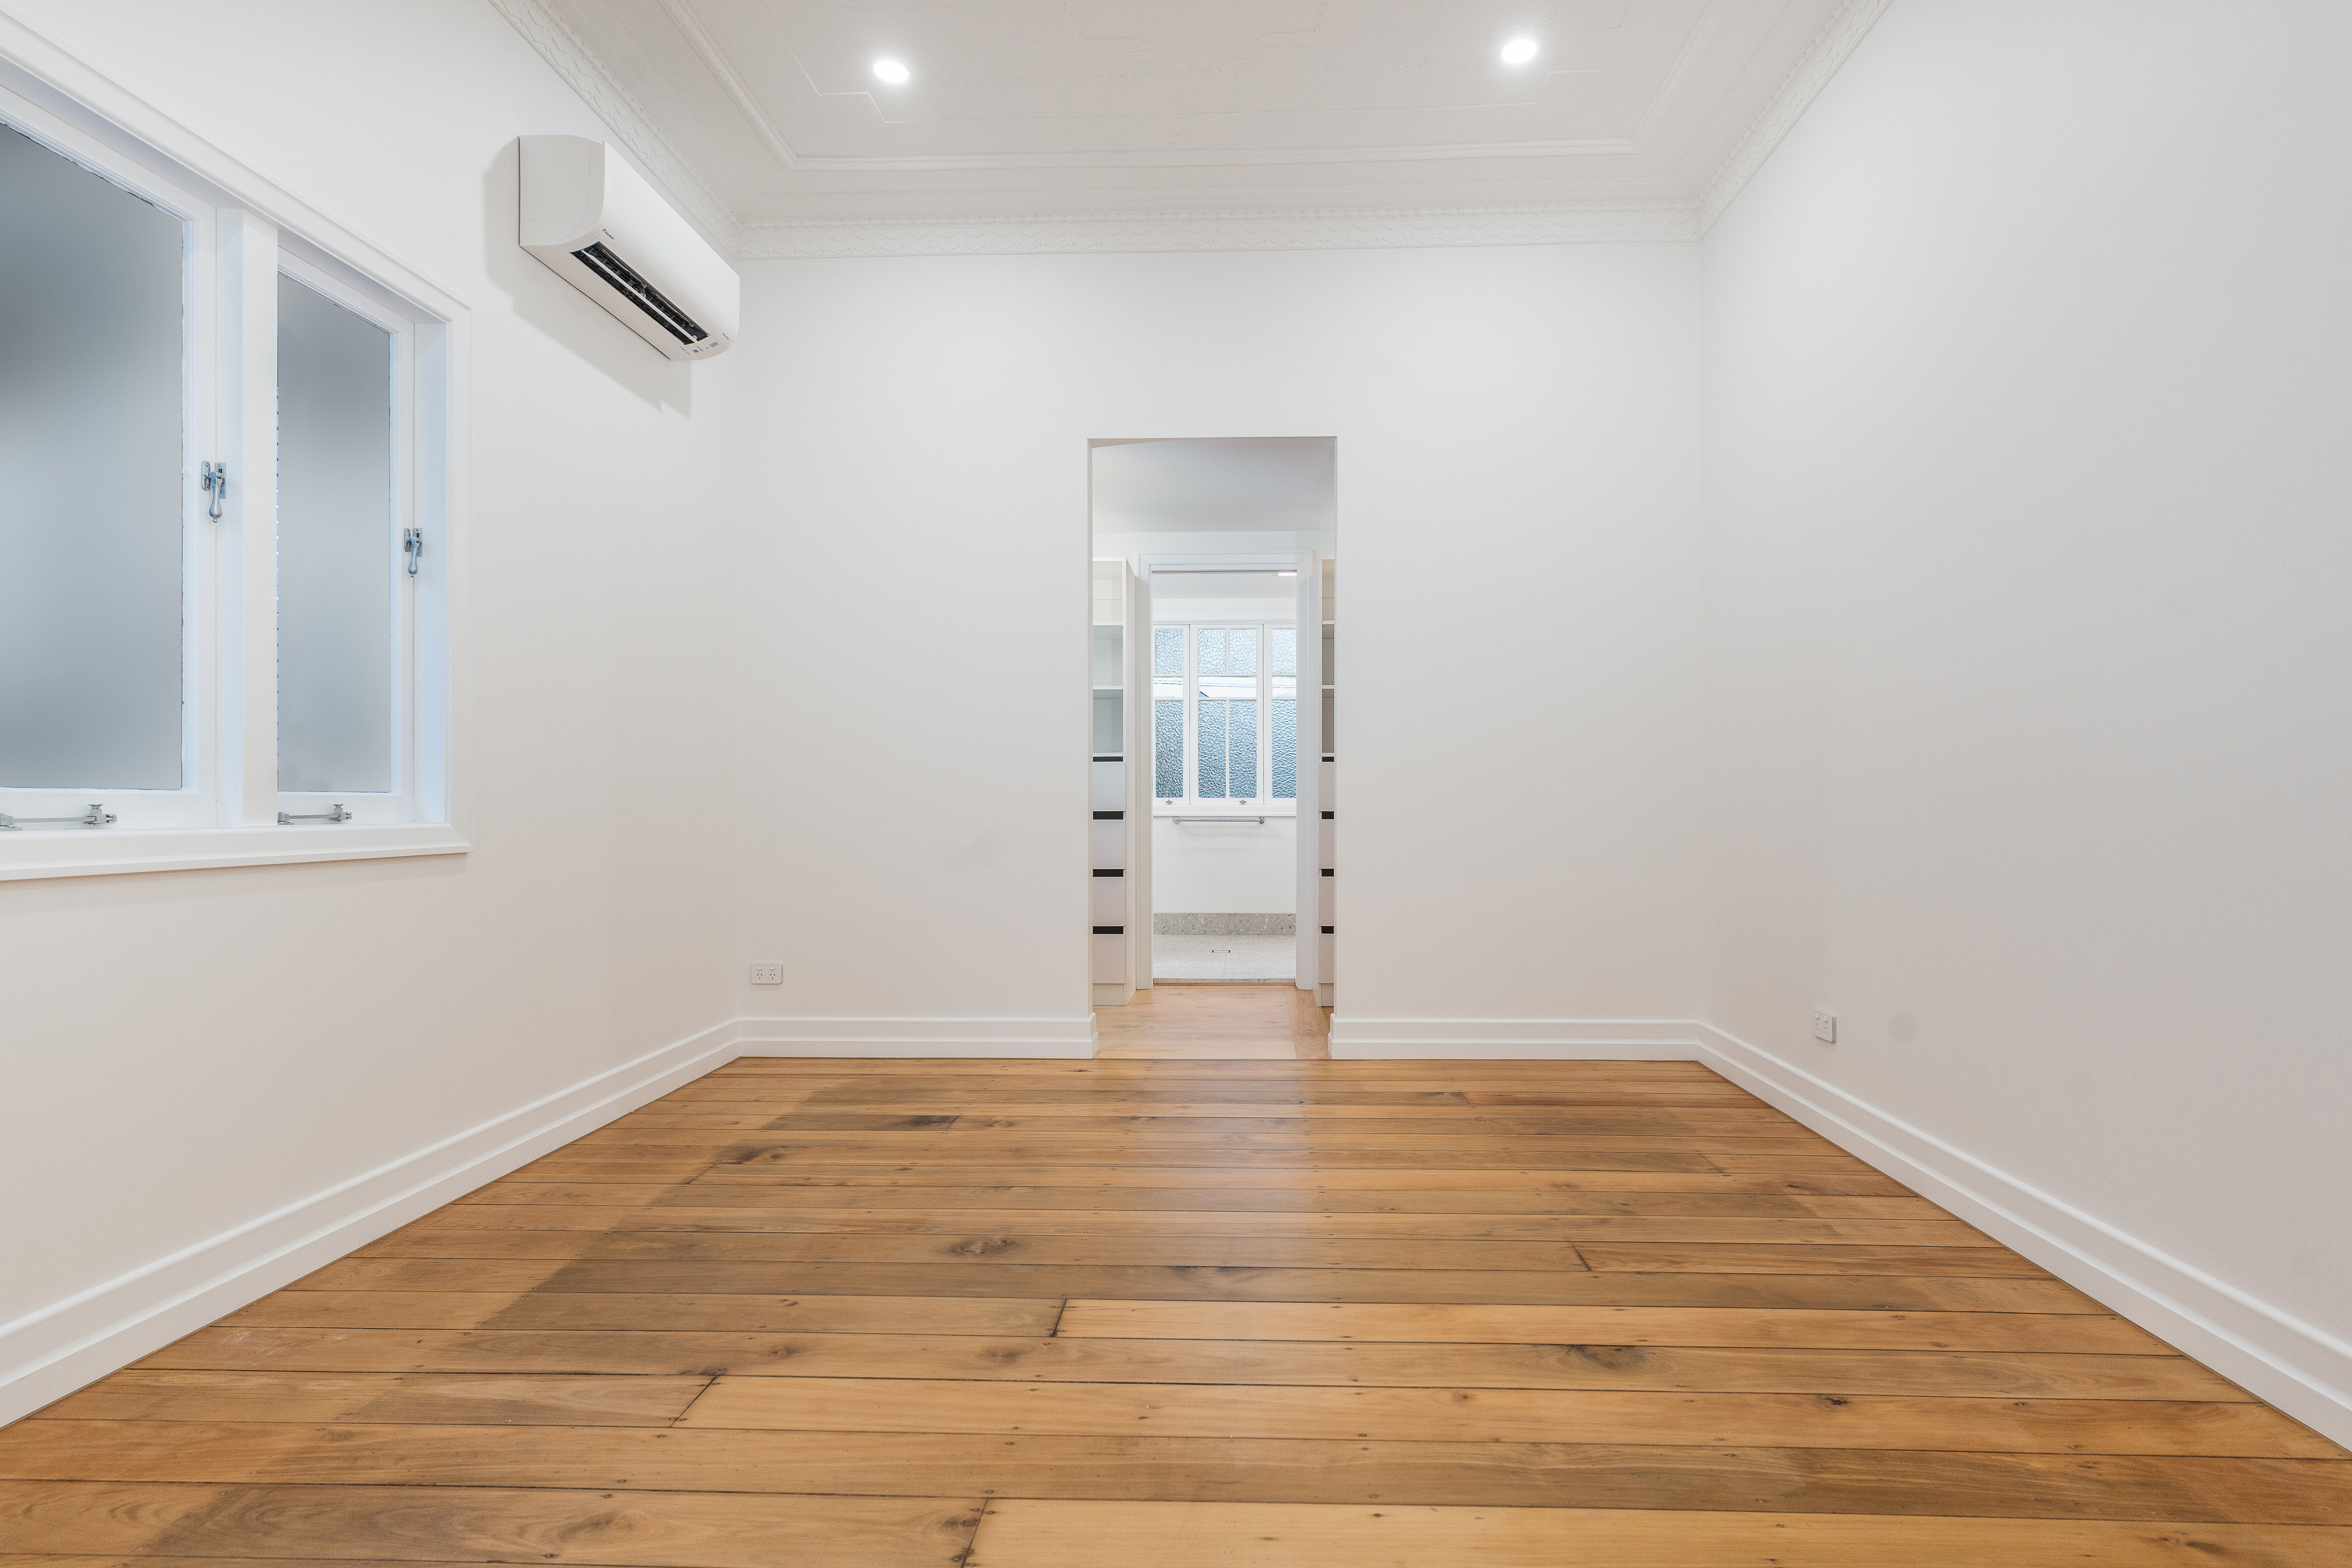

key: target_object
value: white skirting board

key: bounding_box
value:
[0,1016,742,1428]
[11,1009,2343,1453]
[735,1015,1097,1057]
[1692,1021,2352,1451]
[1329,1017,1706,1058]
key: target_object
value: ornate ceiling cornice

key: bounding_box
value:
[491,0,1888,261]
[735,203,1702,260]
[1698,0,1892,230]
[485,0,744,251]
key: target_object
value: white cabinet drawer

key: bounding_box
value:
[1090,874,1126,925]
[1318,758,1335,810]
[1091,818,1125,870]
[1090,932,1127,983]
[1317,817,1334,869]
[1317,874,1335,926]
[1091,760,1125,812]
[1317,931,1335,980]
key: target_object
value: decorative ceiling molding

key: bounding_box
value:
[651,2,1692,176]
[736,203,1701,260]
[1697,0,1890,230]
[778,136,1646,176]
[490,0,1882,261]
[487,0,744,250]
[653,0,802,172]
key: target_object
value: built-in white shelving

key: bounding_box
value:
[1090,559,1144,1006]
[1318,557,1335,1007]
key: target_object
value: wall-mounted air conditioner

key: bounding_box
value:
[518,136,738,361]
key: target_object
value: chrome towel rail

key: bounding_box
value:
[1173,816,1266,825]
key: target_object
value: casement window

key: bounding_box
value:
[0,71,461,879]
[1152,622,1298,812]
[273,262,420,819]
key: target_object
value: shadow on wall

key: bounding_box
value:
[479,140,694,413]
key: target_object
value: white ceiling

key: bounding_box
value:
[1092,437,1335,533]
[499,0,1885,255]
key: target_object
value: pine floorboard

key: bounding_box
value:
[7,987,2346,1565]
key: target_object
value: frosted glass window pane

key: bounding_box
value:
[1271,627,1296,676]
[1197,701,1226,798]
[0,125,185,789]
[278,275,391,793]
[1154,699,1183,798]
[1227,627,1258,676]
[1153,627,1182,676]
[1228,698,1257,798]
[1196,627,1225,676]
[1271,699,1296,799]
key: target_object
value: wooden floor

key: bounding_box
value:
[7,990,2349,1565]
[1095,982,1332,1060]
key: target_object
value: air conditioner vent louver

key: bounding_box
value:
[569,241,706,346]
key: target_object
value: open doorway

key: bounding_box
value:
[1087,437,1336,1025]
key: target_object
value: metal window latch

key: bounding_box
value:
[278,804,354,825]
[403,528,423,576]
[201,462,226,520]
[0,803,116,831]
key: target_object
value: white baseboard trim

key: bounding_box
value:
[1328,1017,1704,1059]
[1694,1021,2352,1449]
[735,1015,1097,1058]
[0,1016,741,1427]
[16,1004,2344,1453]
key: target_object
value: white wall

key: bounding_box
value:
[0,0,738,1418]
[1152,817,1297,915]
[732,243,1704,1044]
[1702,0,2352,1435]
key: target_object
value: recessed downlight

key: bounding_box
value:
[872,58,910,85]
[1500,37,1539,64]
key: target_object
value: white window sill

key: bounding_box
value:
[0,822,469,882]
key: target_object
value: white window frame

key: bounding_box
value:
[1153,619,1300,817]
[272,252,422,828]
[0,43,466,882]
[0,84,220,832]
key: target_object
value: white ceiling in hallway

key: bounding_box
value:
[1093,438,1337,534]
[496,0,1887,255]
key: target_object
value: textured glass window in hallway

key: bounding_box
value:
[1154,620,1291,810]
[1153,627,1183,800]
[1197,626,1258,802]
[1270,627,1297,800]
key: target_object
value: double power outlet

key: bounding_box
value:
[749,962,783,986]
